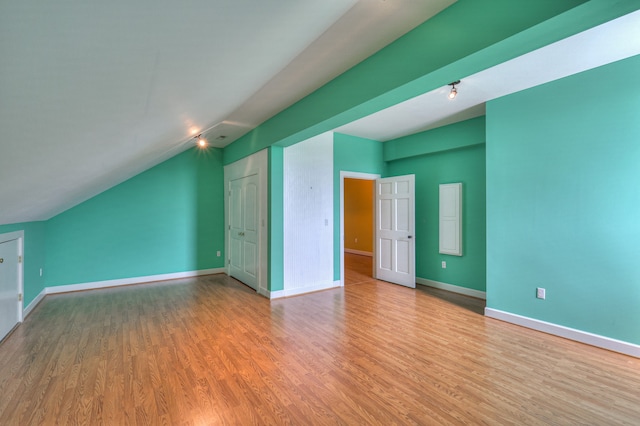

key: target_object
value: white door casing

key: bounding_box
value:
[0,238,20,341]
[375,175,416,288]
[229,174,259,289]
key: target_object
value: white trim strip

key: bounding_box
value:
[24,289,46,318]
[269,280,341,299]
[257,287,272,299]
[0,230,24,244]
[344,249,373,257]
[485,308,640,358]
[46,268,226,295]
[416,277,486,300]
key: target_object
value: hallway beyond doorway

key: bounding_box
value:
[344,252,373,285]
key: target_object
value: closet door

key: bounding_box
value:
[229,174,259,289]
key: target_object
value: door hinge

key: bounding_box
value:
[228,259,230,265]
[18,255,22,263]
[18,293,23,302]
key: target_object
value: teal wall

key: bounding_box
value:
[333,133,385,281]
[268,146,284,292]
[386,118,486,291]
[45,148,225,287]
[486,55,640,344]
[0,221,46,306]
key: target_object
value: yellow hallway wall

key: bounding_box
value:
[344,178,374,254]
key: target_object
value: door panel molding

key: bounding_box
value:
[375,175,416,288]
[229,174,259,289]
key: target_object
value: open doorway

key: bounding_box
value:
[344,178,374,285]
[339,171,379,286]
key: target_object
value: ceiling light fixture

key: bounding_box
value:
[448,80,460,99]
[196,134,207,148]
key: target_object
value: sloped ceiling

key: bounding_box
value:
[0,0,453,225]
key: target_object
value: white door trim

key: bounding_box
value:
[339,171,380,286]
[0,230,24,324]
[224,149,268,295]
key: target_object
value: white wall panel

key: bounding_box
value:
[283,132,335,292]
[439,182,462,256]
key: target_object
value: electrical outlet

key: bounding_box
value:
[536,287,546,300]
[355,237,358,243]
[216,251,221,257]
[40,268,43,277]
[441,261,446,269]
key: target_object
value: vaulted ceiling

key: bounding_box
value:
[1,1,639,226]
[0,0,453,225]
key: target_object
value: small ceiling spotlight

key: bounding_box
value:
[196,134,207,148]
[448,80,460,100]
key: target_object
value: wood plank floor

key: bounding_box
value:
[344,252,374,286]
[1,261,639,424]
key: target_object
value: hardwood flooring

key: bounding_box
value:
[1,265,639,424]
[344,252,374,286]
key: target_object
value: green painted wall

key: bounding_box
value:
[333,133,385,281]
[224,0,590,165]
[384,116,486,162]
[486,55,640,345]
[386,119,486,291]
[45,147,225,287]
[268,146,284,292]
[0,221,46,306]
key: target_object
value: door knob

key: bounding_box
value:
[408,236,413,239]
[0,258,3,263]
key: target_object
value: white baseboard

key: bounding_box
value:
[344,249,373,257]
[265,289,284,299]
[269,280,341,299]
[257,287,272,298]
[46,268,226,295]
[485,308,640,358]
[416,277,486,300]
[24,289,47,318]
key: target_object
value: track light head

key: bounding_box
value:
[196,134,207,148]
[448,80,460,100]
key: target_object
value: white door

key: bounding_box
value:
[0,239,20,341]
[375,175,415,288]
[229,174,259,289]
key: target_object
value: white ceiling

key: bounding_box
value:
[336,9,640,141]
[0,0,453,225]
